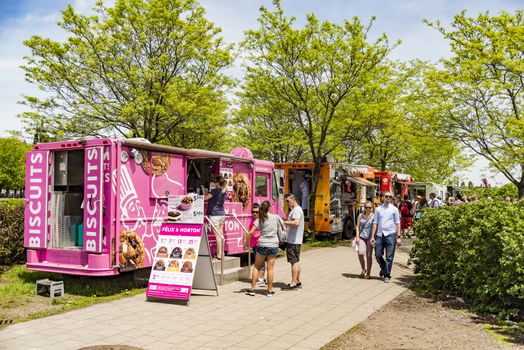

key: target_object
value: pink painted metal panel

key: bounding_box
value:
[24,150,49,249]
[84,146,104,253]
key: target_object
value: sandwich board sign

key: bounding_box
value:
[146,194,217,304]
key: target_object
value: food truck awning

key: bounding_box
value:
[348,176,378,187]
[395,173,412,182]
[121,139,254,163]
[339,164,375,177]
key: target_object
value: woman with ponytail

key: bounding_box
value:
[205,176,228,259]
[244,200,282,297]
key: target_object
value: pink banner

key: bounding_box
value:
[24,150,49,249]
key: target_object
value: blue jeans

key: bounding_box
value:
[375,234,396,278]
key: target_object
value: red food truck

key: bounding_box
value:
[24,138,284,276]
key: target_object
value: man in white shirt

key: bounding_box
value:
[283,193,305,290]
[371,191,401,283]
[429,193,442,208]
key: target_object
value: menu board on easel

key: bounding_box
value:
[146,194,217,303]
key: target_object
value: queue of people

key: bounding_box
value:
[243,193,305,297]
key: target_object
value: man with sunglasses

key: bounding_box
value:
[370,191,401,283]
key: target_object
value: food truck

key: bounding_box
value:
[24,138,284,276]
[373,171,413,197]
[275,162,377,238]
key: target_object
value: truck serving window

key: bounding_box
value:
[255,173,268,197]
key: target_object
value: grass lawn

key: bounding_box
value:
[0,265,145,327]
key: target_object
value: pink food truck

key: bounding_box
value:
[24,138,284,276]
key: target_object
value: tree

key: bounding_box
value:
[425,10,524,197]
[0,138,31,192]
[20,0,233,148]
[239,1,392,232]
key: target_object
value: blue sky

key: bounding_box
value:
[0,0,522,185]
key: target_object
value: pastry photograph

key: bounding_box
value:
[170,247,183,259]
[156,246,168,258]
[166,260,180,272]
[153,259,166,271]
[181,261,193,273]
[183,247,196,260]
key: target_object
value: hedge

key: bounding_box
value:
[410,200,524,318]
[0,203,25,265]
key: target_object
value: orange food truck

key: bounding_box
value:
[275,162,378,238]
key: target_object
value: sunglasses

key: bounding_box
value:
[252,211,259,214]
[365,207,372,209]
[384,195,392,198]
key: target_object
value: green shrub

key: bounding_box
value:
[410,200,524,318]
[0,203,25,265]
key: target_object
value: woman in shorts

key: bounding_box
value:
[244,201,281,297]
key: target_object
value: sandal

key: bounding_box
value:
[365,275,371,279]
[359,270,366,278]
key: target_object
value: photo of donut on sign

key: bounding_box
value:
[166,194,204,224]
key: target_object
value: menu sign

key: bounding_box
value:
[147,194,205,301]
[146,223,202,300]
[167,194,204,224]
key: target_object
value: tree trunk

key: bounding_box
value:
[518,178,524,199]
[308,160,323,241]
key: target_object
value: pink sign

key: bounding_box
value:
[146,223,203,300]
[24,150,49,249]
[84,147,104,253]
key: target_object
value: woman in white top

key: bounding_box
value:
[356,201,375,279]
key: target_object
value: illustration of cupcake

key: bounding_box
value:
[166,260,180,272]
[170,247,182,259]
[181,261,193,273]
[183,247,196,260]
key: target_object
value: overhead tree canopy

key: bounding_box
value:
[425,10,524,197]
[21,0,234,149]
[238,0,393,231]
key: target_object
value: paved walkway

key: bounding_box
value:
[0,244,413,350]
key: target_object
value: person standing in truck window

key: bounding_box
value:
[205,176,228,260]
[299,173,311,216]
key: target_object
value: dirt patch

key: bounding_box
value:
[322,289,523,350]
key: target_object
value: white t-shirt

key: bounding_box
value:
[286,206,304,244]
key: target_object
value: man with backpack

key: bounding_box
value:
[399,195,413,238]
[429,193,442,208]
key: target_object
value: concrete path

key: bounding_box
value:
[0,244,413,350]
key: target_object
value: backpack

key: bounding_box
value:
[400,201,410,216]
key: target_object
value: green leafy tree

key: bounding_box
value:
[239,1,392,232]
[21,0,233,148]
[0,138,31,191]
[425,10,524,197]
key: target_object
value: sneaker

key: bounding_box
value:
[256,279,267,287]
[384,277,391,283]
[266,290,276,297]
[297,282,302,289]
[285,284,298,290]
[245,289,255,296]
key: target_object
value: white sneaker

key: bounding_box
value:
[256,279,267,286]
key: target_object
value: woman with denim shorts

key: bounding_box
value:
[244,201,281,297]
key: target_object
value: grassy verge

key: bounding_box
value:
[0,265,145,326]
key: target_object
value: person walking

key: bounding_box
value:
[399,195,413,238]
[244,201,281,297]
[205,176,228,260]
[355,201,374,279]
[283,193,305,290]
[371,191,401,283]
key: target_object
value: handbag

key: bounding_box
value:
[359,214,374,240]
[276,216,287,242]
